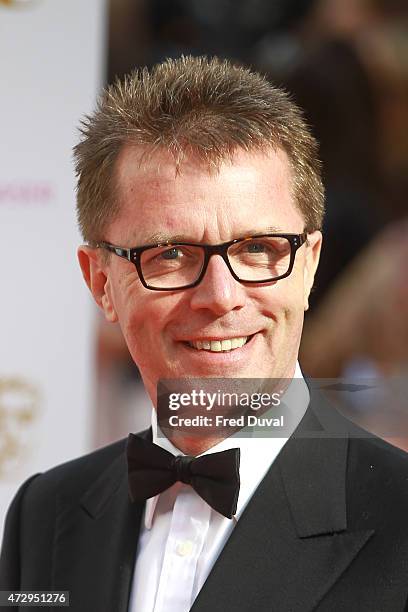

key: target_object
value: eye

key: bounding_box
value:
[160,247,182,260]
[246,242,265,253]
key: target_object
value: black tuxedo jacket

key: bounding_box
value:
[1,396,408,611]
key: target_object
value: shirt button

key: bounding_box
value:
[176,540,194,557]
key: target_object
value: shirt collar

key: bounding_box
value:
[145,362,309,528]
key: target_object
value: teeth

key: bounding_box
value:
[222,339,232,351]
[231,338,243,349]
[189,337,248,352]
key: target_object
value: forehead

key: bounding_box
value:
[108,145,304,243]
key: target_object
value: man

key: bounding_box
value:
[1,56,408,611]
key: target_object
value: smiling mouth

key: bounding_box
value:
[185,335,254,352]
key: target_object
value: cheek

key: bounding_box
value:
[118,292,183,350]
[108,282,153,361]
[121,300,158,347]
[269,281,306,347]
[257,275,305,320]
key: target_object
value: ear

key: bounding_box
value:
[77,246,118,322]
[303,231,322,311]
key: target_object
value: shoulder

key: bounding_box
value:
[0,437,133,588]
[331,408,408,516]
[6,430,153,522]
[24,437,128,502]
[347,432,408,498]
[330,404,408,478]
[308,396,408,504]
[4,437,134,530]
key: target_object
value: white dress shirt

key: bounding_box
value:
[129,364,310,612]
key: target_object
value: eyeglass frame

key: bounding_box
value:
[96,232,308,291]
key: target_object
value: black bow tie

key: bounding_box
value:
[126,433,240,519]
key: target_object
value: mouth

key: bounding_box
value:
[184,334,255,352]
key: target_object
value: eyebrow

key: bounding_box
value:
[129,226,285,245]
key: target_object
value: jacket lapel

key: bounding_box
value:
[192,401,374,612]
[51,437,147,612]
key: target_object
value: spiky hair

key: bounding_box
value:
[74,55,324,243]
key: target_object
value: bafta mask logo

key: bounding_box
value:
[0,377,40,478]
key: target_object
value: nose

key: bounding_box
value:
[189,254,247,315]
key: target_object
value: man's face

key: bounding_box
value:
[79,146,321,405]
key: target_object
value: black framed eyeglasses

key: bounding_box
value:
[96,232,307,291]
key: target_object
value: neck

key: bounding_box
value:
[153,366,301,456]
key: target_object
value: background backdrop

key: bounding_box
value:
[0,0,106,534]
